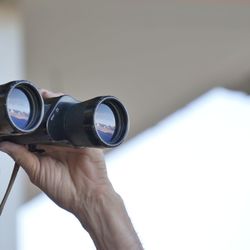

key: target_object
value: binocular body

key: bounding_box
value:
[0,80,129,148]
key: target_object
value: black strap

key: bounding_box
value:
[0,163,20,216]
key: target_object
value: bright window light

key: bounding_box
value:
[18,88,250,250]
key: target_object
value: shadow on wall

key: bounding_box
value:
[0,4,25,250]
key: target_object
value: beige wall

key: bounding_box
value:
[20,0,250,139]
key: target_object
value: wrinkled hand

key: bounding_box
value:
[0,90,112,215]
[0,89,143,250]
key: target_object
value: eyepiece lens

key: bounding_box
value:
[8,88,31,129]
[95,103,116,143]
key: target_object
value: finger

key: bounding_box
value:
[0,142,40,181]
[39,88,64,99]
[36,144,80,154]
[37,144,103,156]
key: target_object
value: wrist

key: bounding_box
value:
[73,187,143,250]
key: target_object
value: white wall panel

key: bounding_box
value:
[18,88,250,250]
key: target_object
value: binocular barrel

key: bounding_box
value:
[0,81,44,134]
[0,80,129,148]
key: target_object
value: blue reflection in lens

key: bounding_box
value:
[95,104,116,143]
[8,88,31,129]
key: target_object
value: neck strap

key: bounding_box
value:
[0,163,20,215]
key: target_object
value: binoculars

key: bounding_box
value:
[0,80,129,148]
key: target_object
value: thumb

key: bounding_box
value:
[0,141,40,181]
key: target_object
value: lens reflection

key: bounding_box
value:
[95,104,116,143]
[8,88,31,129]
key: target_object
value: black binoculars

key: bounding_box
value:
[0,80,129,148]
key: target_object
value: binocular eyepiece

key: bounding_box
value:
[0,80,129,148]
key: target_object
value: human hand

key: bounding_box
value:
[0,89,143,249]
[0,89,113,215]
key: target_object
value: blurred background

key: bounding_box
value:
[1,0,250,249]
